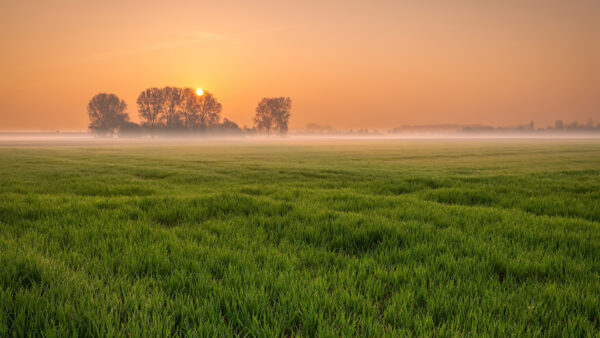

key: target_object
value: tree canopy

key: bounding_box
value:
[137,87,222,131]
[136,88,164,129]
[254,97,292,135]
[87,93,129,135]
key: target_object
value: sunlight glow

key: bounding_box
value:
[196,88,203,96]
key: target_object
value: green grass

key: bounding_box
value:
[0,139,599,336]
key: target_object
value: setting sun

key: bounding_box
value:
[196,88,203,96]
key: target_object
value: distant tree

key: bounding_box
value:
[161,87,183,128]
[137,87,223,132]
[254,97,292,135]
[87,93,129,136]
[243,125,256,134]
[306,123,333,134]
[585,119,594,128]
[179,88,201,128]
[137,88,165,129]
[117,121,144,137]
[554,120,564,130]
[175,88,222,129]
[196,91,222,129]
[217,118,243,134]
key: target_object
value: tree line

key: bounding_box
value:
[461,120,600,133]
[87,87,291,137]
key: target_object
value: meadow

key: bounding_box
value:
[0,138,599,336]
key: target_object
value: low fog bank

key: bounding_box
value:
[1,130,599,147]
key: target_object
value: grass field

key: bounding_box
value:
[0,139,599,336]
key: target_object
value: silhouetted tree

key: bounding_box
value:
[585,119,594,128]
[555,120,564,130]
[137,87,223,132]
[243,125,257,134]
[196,91,222,129]
[305,123,333,134]
[254,97,291,135]
[118,121,143,137]
[161,87,183,128]
[218,118,243,134]
[137,88,165,129]
[179,88,201,128]
[87,93,128,136]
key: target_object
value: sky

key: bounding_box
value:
[1,0,599,131]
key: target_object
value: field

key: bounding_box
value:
[0,139,599,336]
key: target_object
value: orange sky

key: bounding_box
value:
[1,0,599,131]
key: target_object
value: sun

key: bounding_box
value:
[196,88,204,96]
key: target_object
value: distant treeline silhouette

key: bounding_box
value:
[87,88,291,137]
[386,121,600,135]
[460,120,600,133]
[300,121,600,136]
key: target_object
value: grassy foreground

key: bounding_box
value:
[0,139,599,336]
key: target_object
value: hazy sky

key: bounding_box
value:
[1,0,599,130]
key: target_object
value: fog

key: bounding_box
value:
[1,132,599,148]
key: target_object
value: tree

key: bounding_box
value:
[137,88,165,129]
[177,88,222,129]
[555,120,564,130]
[585,119,594,128]
[254,97,292,135]
[161,87,183,128]
[137,87,223,132]
[118,121,144,137]
[196,91,222,129]
[179,88,201,128]
[87,93,129,136]
[218,118,243,134]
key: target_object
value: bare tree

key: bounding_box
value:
[87,93,129,136]
[137,88,165,129]
[254,97,292,135]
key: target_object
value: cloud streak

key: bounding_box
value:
[84,32,228,61]
[84,26,296,62]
